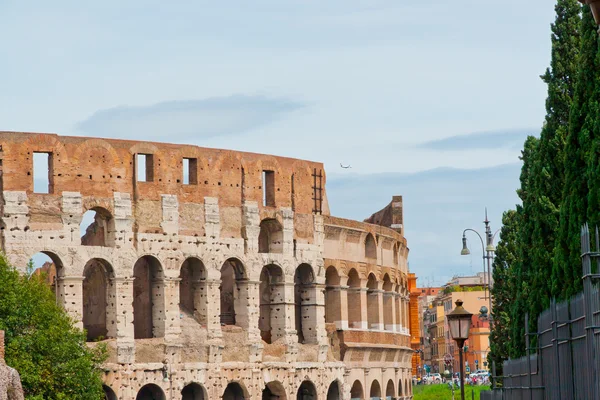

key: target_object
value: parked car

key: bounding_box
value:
[430,373,442,383]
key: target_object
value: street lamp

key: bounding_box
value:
[579,0,600,24]
[447,299,473,400]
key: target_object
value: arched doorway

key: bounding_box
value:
[80,207,115,246]
[350,380,364,400]
[220,258,246,326]
[365,233,377,259]
[369,380,381,400]
[180,257,207,324]
[136,384,166,400]
[366,273,379,330]
[182,382,207,400]
[258,218,283,253]
[382,274,393,331]
[347,269,362,329]
[297,380,317,400]
[133,256,164,339]
[326,380,342,400]
[263,381,286,400]
[294,264,315,344]
[29,251,63,304]
[259,264,284,343]
[103,385,117,400]
[325,267,341,327]
[223,382,247,400]
[83,258,115,341]
[385,380,394,400]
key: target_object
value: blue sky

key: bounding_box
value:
[2,1,557,284]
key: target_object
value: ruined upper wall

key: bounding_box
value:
[0,131,329,215]
[364,195,404,236]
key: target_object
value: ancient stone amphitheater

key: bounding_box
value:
[0,132,413,400]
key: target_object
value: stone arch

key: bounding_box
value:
[103,384,117,400]
[263,380,287,400]
[347,268,363,329]
[367,273,380,330]
[385,380,394,400]
[259,218,283,253]
[382,274,394,331]
[369,380,381,399]
[83,258,116,341]
[259,264,285,344]
[133,255,165,339]
[181,382,207,400]
[326,380,342,400]
[296,380,317,400]
[81,206,116,247]
[350,380,364,400]
[325,266,342,326]
[136,384,166,400]
[294,263,316,344]
[223,381,249,400]
[180,257,207,325]
[220,258,247,326]
[30,251,64,303]
[365,233,377,260]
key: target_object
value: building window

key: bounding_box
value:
[183,158,197,185]
[311,168,323,214]
[33,152,53,193]
[262,170,275,207]
[136,154,154,182]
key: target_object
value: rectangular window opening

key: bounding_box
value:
[33,152,53,193]
[183,158,197,185]
[262,170,275,207]
[136,154,154,182]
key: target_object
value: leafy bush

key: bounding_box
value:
[0,256,106,399]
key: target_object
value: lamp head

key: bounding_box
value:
[461,236,470,256]
[446,299,473,342]
[486,243,495,252]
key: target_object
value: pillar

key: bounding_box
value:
[205,279,222,338]
[58,276,84,329]
[113,277,135,363]
[163,277,181,342]
[236,280,261,341]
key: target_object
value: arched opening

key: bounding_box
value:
[30,251,63,304]
[369,380,381,400]
[262,381,286,400]
[393,243,399,266]
[365,233,377,259]
[350,380,364,400]
[182,382,207,400]
[382,274,393,331]
[326,380,342,400]
[366,273,380,330]
[136,384,166,400]
[294,263,315,344]
[258,218,283,253]
[220,258,247,326]
[103,385,117,400]
[397,380,403,397]
[395,284,402,331]
[297,380,317,400]
[347,268,363,329]
[259,264,284,344]
[80,207,115,246]
[223,382,247,400]
[385,380,394,400]
[180,257,207,325]
[325,266,341,326]
[83,258,115,341]
[133,256,164,339]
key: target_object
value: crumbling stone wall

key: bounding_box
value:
[0,132,413,399]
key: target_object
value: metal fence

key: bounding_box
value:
[482,224,600,400]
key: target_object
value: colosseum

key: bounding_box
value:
[0,131,413,400]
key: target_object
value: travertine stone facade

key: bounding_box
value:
[0,132,413,400]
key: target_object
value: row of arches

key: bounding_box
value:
[325,267,409,332]
[349,378,411,399]
[104,379,342,400]
[36,251,321,343]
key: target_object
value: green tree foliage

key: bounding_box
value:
[488,210,519,375]
[554,4,599,299]
[0,256,106,399]
[531,0,580,302]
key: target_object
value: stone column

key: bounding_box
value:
[205,279,222,339]
[192,278,207,325]
[236,280,261,341]
[58,276,84,329]
[282,281,298,361]
[113,277,135,363]
[151,278,166,338]
[396,294,403,332]
[163,277,181,342]
[384,290,395,332]
[358,279,369,329]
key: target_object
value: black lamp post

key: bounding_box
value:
[447,299,473,400]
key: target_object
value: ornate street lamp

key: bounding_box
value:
[580,1,600,24]
[447,300,473,400]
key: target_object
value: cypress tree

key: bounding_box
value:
[554,5,599,299]
[530,0,580,305]
[489,210,519,374]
